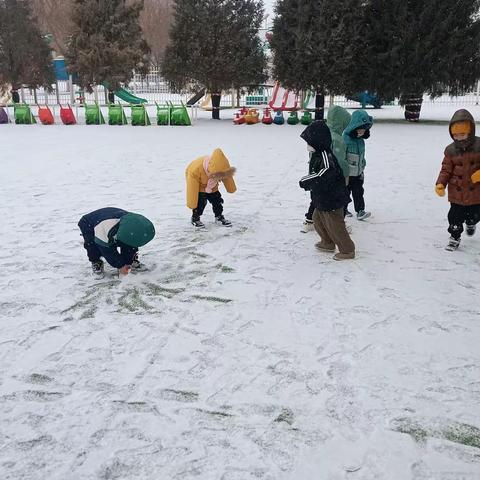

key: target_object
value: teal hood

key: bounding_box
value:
[343,110,373,137]
[327,106,351,136]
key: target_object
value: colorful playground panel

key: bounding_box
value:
[38,106,55,125]
[131,104,151,126]
[85,102,105,125]
[108,103,128,125]
[14,104,36,124]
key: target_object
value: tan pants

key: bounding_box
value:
[312,208,355,254]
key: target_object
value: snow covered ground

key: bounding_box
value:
[1,108,480,480]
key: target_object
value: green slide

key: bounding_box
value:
[102,82,147,104]
[114,87,147,104]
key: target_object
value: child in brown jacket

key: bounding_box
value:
[436,109,480,250]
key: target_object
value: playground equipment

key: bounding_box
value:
[347,91,383,109]
[303,90,314,110]
[273,110,285,125]
[170,102,191,126]
[268,82,299,111]
[14,104,36,124]
[233,107,247,125]
[156,102,191,126]
[108,103,128,125]
[0,107,9,124]
[300,110,313,125]
[246,89,269,106]
[0,88,12,106]
[85,102,105,125]
[131,104,151,126]
[261,108,273,125]
[233,112,244,125]
[37,105,55,125]
[156,103,170,125]
[114,87,147,104]
[53,57,69,81]
[287,111,300,125]
[60,105,76,125]
[187,88,206,106]
[102,82,147,104]
[244,108,260,124]
[200,94,212,110]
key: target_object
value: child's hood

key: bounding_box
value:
[116,213,155,247]
[449,109,476,141]
[207,148,235,176]
[326,106,351,136]
[344,110,373,136]
[300,120,332,152]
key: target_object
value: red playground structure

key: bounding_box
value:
[60,105,76,125]
[38,105,54,125]
[268,82,299,111]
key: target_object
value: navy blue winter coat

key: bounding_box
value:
[78,207,138,268]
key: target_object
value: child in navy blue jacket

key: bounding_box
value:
[299,121,355,260]
[78,207,155,277]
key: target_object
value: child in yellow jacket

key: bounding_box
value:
[185,148,236,228]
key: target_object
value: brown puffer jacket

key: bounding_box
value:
[436,109,480,206]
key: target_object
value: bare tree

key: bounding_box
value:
[31,0,173,67]
[30,0,74,55]
[139,0,173,67]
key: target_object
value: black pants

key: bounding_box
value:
[447,203,480,240]
[192,191,224,219]
[78,217,102,263]
[347,175,365,213]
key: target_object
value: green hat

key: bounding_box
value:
[116,213,155,247]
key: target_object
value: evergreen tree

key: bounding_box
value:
[362,0,480,121]
[0,0,54,101]
[65,0,150,93]
[162,0,268,119]
[271,0,366,119]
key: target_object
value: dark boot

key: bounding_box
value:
[445,237,460,251]
[191,216,205,228]
[215,215,232,227]
[131,253,146,271]
[91,260,104,277]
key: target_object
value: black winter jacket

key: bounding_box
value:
[299,121,350,212]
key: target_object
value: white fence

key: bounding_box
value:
[14,71,480,109]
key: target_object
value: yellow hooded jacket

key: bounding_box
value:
[185,148,237,209]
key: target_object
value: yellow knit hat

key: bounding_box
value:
[451,121,471,135]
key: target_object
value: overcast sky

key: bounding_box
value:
[263,0,276,17]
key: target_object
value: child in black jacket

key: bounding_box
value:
[299,121,355,260]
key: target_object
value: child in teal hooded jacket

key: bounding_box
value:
[343,110,373,220]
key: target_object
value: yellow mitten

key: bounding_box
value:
[471,170,480,184]
[435,184,445,197]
